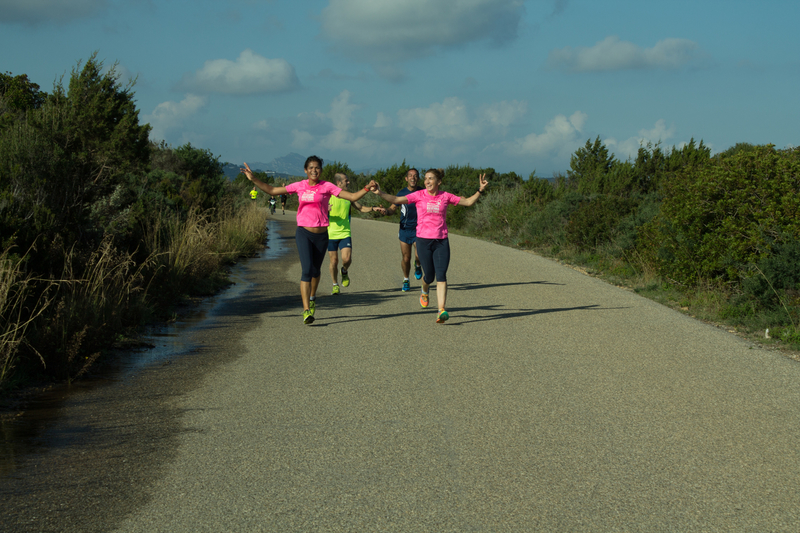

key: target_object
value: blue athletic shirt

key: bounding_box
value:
[396,187,420,231]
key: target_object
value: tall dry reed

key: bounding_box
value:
[143,204,267,294]
[41,237,154,380]
[0,246,52,384]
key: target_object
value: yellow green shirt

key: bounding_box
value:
[328,195,351,239]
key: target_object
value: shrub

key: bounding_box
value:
[565,195,636,249]
[739,237,800,311]
[641,145,800,286]
[522,191,584,248]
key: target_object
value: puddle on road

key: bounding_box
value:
[0,219,289,477]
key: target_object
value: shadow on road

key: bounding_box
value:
[449,280,564,290]
[208,277,628,326]
[311,303,625,326]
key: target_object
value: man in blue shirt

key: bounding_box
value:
[386,168,423,292]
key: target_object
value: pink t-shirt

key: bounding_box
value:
[285,180,342,227]
[405,189,461,239]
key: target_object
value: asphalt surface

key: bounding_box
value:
[2,213,800,532]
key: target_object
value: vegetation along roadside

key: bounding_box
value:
[2,53,798,404]
[0,55,269,400]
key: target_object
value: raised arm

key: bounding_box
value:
[241,163,288,196]
[337,180,378,202]
[458,173,489,207]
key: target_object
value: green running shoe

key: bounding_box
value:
[436,309,449,324]
[341,268,350,287]
[309,299,315,315]
[332,285,340,295]
[303,309,315,325]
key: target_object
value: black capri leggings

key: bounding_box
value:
[416,237,451,284]
[295,227,329,282]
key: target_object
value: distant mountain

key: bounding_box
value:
[356,167,380,176]
[223,153,315,182]
[268,152,306,177]
[221,163,243,180]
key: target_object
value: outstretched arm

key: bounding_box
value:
[337,180,378,202]
[241,163,288,196]
[371,182,408,205]
[336,180,375,202]
[458,173,489,207]
[353,201,387,215]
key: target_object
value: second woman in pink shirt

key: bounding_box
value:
[373,168,488,323]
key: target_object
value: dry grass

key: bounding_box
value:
[0,246,53,384]
[1,203,267,389]
[143,204,266,287]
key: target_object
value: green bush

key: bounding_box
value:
[613,193,661,251]
[521,191,584,248]
[565,195,636,249]
[740,237,800,311]
[641,145,800,286]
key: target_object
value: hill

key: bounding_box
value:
[268,153,306,176]
[222,153,307,181]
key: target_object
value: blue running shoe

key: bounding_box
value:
[402,279,410,292]
[414,262,422,280]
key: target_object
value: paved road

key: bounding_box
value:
[3,214,800,531]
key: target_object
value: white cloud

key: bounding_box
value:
[374,112,392,128]
[606,119,676,160]
[320,0,525,64]
[143,94,208,142]
[288,93,594,173]
[0,0,107,24]
[397,97,478,141]
[394,98,526,142]
[498,111,587,158]
[319,91,366,151]
[181,49,300,95]
[290,91,376,154]
[479,100,528,129]
[291,129,315,149]
[548,36,701,72]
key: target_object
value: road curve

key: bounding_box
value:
[4,214,800,532]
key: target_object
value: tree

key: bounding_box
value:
[0,72,48,113]
[567,136,615,194]
[370,161,413,197]
[321,161,353,182]
[0,53,151,262]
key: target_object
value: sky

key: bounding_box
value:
[1,0,798,176]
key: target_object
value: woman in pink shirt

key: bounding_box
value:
[373,168,488,323]
[242,156,376,325]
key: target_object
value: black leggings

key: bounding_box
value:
[416,237,451,284]
[296,227,329,282]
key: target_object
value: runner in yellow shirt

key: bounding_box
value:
[328,173,386,294]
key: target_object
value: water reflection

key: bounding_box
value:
[0,219,288,476]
